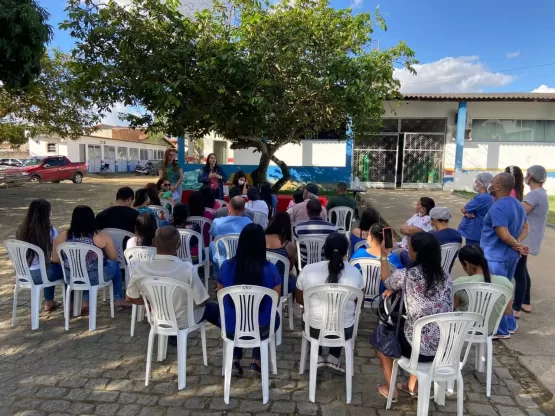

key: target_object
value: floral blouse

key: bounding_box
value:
[399,214,433,249]
[385,265,453,357]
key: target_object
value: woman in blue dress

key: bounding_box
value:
[458,173,495,245]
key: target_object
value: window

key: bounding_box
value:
[381,119,399,133]
[57,157,68,166]
[400,118,446,133]
[44,158,60,168]
[47,143,56,153]
[472,119,555,142]
[140,149,148,160]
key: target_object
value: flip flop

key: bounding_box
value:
[521,305,532,313]
[377,384,398,403]
[397,382,417,397]
[44,301,60,313]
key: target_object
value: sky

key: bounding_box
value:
[39,0,555,124]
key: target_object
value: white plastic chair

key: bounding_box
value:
[328,207,355,237]
[124,246,156,337]
[453,282,512,397]
[217,285,279,404]
[148,205,171,221]
[440,243,461,275]
[213,234,240,268]
[103,228,134,287]
[216,199,229,208]
[291,221,301,244]
[299,284,364,404]
[139,277,207,390]
[205,207,216,215]
[57,242,115,332]
[353,240,369,253]
[266,251,293,345]
[177,229,210,288]
[252,211,269,229]
[295,235,327,271]
[386,312,481,416]
[5,239,66,330]
[348,258,396,308]
[188,216,214,244]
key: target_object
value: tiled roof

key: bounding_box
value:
[400,92,555,102]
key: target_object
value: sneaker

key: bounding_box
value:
[509,324,518,334]
[249,362,261,375]
[232,361,243,376]
[317,355,325,368]
[493,333,511,340]
[325,355,345,373]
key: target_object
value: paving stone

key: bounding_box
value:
[65,389,91,401]
[36,387,67,398]
[209,398,238,410]
[95,403,120,416]
[465,403,497,416]
[270,401,296,413]
[68,403,95,415]
[137,407,166,416]
[116,405,141,416]
[39,400,72,412]
[296,402,319,415]
[87,391,120,403]
[495,406,526,416]
[490,394,516,405]
[240,400,271,412]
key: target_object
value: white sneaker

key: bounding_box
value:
[509,324,518,334]
[325,355,345,373]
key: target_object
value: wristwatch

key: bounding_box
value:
[380,256,389,261]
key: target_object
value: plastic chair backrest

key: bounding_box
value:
[187,216,213,241]
[216,199,229,208]
[214,234,240,266]
[252,211,269,228]
[453,282,512,337]
[328,207,355,232]
[124,246,156,271]
[266,251,291,298]
[103,228,134,266]
[291,222,301,243]
[217,285,279,348]
[138,276,196,335]
[296,235,327,270]
[205,207,216,215]
[177,229,205,264]
[302,284,363,347]
[57,242,103,288]
[4,239,46,287]
[353,240,369,252]
[148,205,171,221]
[440,243,461,275]
[409,312,481,377]
[348,258,396,303]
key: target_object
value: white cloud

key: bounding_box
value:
[350,0,362,8]
[394,56,515,93]
[532,84,555,93]
[101,102,143,126]
[506,51,520,59]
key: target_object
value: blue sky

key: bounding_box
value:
[39,0,555,121]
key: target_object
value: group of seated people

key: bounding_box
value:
[12,180,512,401]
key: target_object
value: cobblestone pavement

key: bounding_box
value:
[0,180,553,416]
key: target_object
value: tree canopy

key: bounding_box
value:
[63,0,416,188]
[0,0,53,89]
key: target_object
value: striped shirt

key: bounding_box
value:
[294,218,337,266]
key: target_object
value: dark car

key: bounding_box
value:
[0,158,23,167]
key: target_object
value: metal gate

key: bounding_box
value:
[401,133,445,189]
[352,134,399,188]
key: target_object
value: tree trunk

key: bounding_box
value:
[251,151,271,187]
[270,154,291,193]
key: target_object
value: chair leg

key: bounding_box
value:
[177,331,188,390]
[130,305,137,337]
[109,284,114,319]
[137,305,145,322]
[276,308,283,346]
[30,286,42,330]
[434,381,446,406]
[88,287,98,331]
[345,340,353,404]
[457,372,464,416]
[103,286,106,301]
[288,296,294,330]
[203,261,209,290]
[260,341,270,404]
[308,341,319,403]
[64,286,71,331]
[145,329,155,386]
[270,338,277,375]
[73,291,82,317]
[223,341,234,404]
[200,324,208,366]
[486,337,493,397]
[157,335,168,362]
[477,343,486,373]
[386,360,399,410]
[299,337,308,375]
[11,285,18,327]
[417,376,431,416]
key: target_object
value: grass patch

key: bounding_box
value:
[454,191,477,199]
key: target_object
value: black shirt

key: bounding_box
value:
[95,206,139,234]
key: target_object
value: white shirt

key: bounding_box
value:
[296,261,364,329]
[126,237,138,250]
[127,255,209,328]
[246,200,269,216]
[30,227,58,271]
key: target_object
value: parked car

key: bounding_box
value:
[0,170,31,186]
[0,158,23,167]
[3,156,87,184]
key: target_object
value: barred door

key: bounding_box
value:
[352,134,398,188]
[401,133,445,188]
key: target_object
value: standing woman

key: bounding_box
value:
[458,173,495,246]
[505,165,525,201]
[16,199,64,311]
[514,165,549,317]
[198,153,228,200]
[161,149,184,203]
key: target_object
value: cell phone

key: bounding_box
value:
[383,227,393,249]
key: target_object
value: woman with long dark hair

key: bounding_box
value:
[376,232,453,401]
[454,245,513,331]
[16,199,64,311]
[197,152,228,200]
[134,188,168,225]
[232,170,249,195]
[52,206,126,312]
[349,207,381,254]
[266,212,297,295]
[505,165,525,201]
[126,212,158,249]
[260,182,274,219]
[216,224,281,375]
[145,183,162,206]
[295,233,364,371]
[188,190,213,248]
[161,148,184,202]
[199,186,220,210]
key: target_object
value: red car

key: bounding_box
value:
[6,156,87,184]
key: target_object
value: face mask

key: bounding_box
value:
[238,179,245,185]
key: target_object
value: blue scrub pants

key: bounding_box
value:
[488,258,518,336]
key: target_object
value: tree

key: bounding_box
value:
[0,0,53,89]
[0,50,101,146]
[63,0,416,190]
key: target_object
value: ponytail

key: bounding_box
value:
[458,245,491,283]
[482,256,491,283]
[323,232,349,284]
[327,249,345,284]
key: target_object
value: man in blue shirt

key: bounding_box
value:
[429,207,463,245]
[481,172,528,338]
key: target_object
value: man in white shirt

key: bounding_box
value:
[126,226,220,335]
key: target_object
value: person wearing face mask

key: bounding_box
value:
[232,170,249,195]
[480,172,528,339]
[458,173,495,246]
[513,165,549,317]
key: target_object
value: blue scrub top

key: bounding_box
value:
[458,193,494,242]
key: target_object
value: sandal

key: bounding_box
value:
[377,384,398,403]
[521,305,532,313]
[397,382,417,397]
[44,301,60,313]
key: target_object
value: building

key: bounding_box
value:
[28,125,173,173]
[352,92,555,193]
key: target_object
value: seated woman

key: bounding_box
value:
[189,191,214,248]
[232,170,249,196]
[454,245,513,334]
[16,199,64,312]
[265,212,297,296]
[172,203,202,261]
[287,187,304,210]
[126,212,158,249]
[458,173,495,246]
[260,182,275,220]
[216,224,281,375]
[52,205,126,312]
[246,186,269,227]
[199,186,221,210]
[349,207,381,254]
[296,233,364,372]
[377,232,453,401]
[351,223,404,270]
[133,188,168,225]
[397,197,435,251]
[145,183,162,206]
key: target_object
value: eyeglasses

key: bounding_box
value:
[162,183,171,187]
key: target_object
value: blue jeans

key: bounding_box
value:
[488,258,518,335]
[30,264,64,301]
[65,260,124,301]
